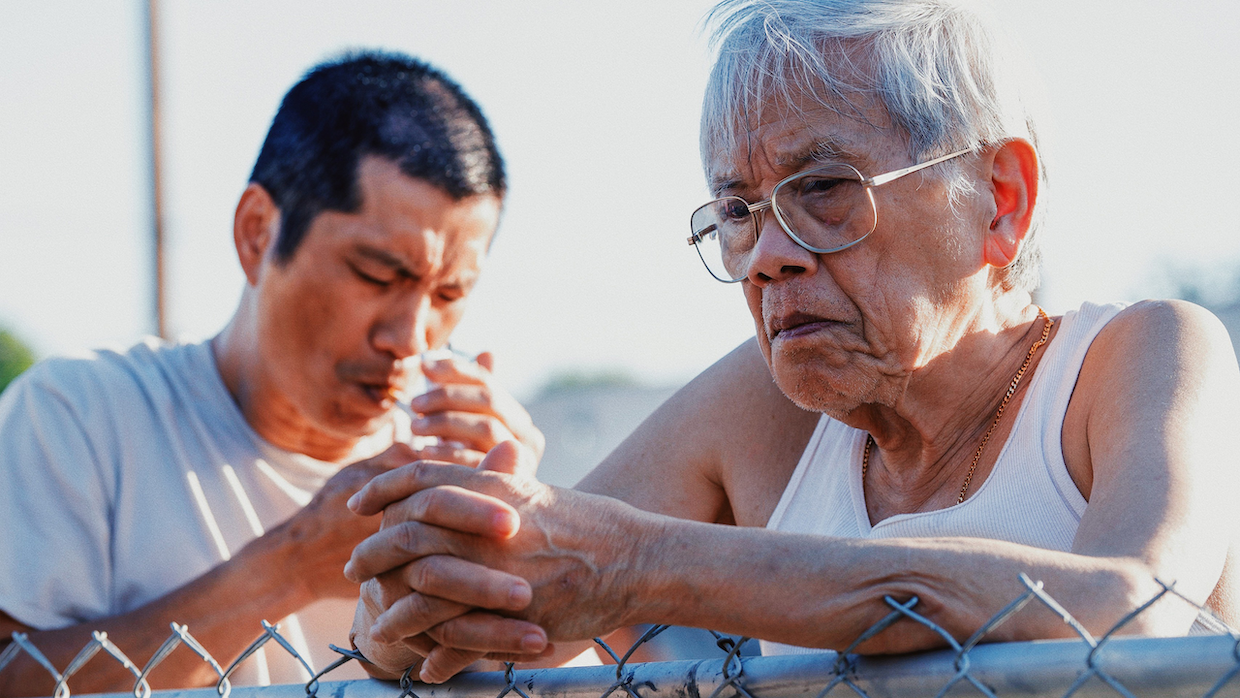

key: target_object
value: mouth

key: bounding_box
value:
[352,373,414,409]
[768,312,836,341]
[357,383,396,405]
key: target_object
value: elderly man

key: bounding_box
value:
[0,51,541,696]
[344,0,1240,683]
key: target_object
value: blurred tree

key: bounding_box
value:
[534,369,640,400]
[0,327,36,394]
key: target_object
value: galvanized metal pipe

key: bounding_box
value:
[77,635,1240,698]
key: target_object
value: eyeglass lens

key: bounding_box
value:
[690,164,875,282]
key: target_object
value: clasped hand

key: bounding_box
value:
[345,442,646,683]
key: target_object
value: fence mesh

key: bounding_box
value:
[3,572,1239,698]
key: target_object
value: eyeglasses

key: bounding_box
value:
[688,148,972,283]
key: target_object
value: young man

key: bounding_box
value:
[0,51,542,696]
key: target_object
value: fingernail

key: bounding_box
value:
[520,632,546,653]
[347,492,361,511]
[409,394,429,409]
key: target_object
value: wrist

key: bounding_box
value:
[619,514,706,630]
[606,503,676,629]
[236,525,319,610]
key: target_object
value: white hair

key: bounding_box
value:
[701,0,1046,292]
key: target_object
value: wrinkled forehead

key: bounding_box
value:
[700,42,907,191]
[701,83,902,194]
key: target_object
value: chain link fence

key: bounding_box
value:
[4,573,1240,698]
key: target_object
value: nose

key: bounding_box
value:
[371,292,432,360]
[745,207,817,286]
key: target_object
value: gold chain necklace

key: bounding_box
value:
[862,307,1054,505]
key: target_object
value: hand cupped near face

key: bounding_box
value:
[248,157,500,458]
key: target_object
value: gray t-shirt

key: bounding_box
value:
[0,338,403,685]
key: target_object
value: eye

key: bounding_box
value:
[718,198,751,222]
[795,175,846,196]
[435,283,471,303]
[349,263,395,287]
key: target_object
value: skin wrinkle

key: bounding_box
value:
[527,511,601,577]
[341,10,1239,669]
[727,81,1065,519]
[227,157,501,461]
[704,26,1037,291]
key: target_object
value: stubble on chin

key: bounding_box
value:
[769,343,891,418]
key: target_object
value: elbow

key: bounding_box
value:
[1100,561,1204,638]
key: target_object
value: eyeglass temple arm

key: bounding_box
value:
[865,147,973,187]
[688,199,774,245]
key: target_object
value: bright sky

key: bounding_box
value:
[1,1,1238,399]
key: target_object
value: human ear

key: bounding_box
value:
[983,139,1039,268]
[233,183,281,285]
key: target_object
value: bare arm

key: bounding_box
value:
[576,338,818,526]
[347,300,1239,675]
[0,445,423,697]
[1064,300,1237,609]
[1,532,321,696]
[348,340,816,678]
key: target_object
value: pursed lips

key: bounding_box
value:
[342,367,414,404]
[768,312,836,340]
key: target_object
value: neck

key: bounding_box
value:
[846,293,1049,486]
[212,293,362,463]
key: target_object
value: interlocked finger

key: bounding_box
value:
[346,520,477,583]
[348,460,504,516]
[426,612,548,654]
[380,485,520,538]
[397,554,531,611]
[371,590,472,644]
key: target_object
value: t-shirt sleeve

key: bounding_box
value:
[0,361,116,629]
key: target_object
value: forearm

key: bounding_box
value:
[623,517,1170,653]
[0,530,317,696]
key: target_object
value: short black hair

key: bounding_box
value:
[249,50,506,262]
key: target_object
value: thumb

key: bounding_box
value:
[478,440,532,476]
[475,351,495,373]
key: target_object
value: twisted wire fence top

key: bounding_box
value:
[3,573,1239,698]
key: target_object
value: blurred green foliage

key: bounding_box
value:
[535,369,640,399]
[0,328,36,393]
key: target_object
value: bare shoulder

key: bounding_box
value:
[1092,299,1234,358]
[1065,298,1240,511]
[1063,300,1240,613]
[577,338,819,526]
[1070,300,1237,413]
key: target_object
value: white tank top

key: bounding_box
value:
[760,301,1125,656]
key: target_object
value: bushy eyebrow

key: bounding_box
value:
[780,138,861,170]
[707,135,864,196]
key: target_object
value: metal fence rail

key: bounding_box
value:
[3,573,1240,698]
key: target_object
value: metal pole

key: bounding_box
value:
[72,635,1240,698]
[145,0,169,339]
